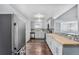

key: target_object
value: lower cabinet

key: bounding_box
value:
[46,34,79,55]
[54,42,63,55]
[63,45,79,55]
[46,34,63,55]
[34,30,45,39]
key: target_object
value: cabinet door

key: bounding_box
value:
[35,30,44,39]
[51,38,55,54]
[35,30,38,38]
[54,41,63,55]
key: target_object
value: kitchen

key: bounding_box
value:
[29,4,79,55]
[25,4,79,55]
[0,4,79,55]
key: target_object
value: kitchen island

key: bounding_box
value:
[46,33,79,55]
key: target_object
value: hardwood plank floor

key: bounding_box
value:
[26,39,52,55]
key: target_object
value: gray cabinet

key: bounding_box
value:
[0,14,12,55]
[63,45,79,55]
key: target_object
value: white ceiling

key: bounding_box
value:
[10,4,75,20]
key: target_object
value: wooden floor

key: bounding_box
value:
[26,39,52,55]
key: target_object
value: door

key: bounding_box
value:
[0,14,12,55]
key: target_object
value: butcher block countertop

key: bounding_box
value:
[47,33,79,45]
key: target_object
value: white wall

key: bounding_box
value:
[31,20,47,29]
[77,5,79,19]
[77,5,79,32]
[12,14,26,52]
[9,5,31,43]
[54,5,75,19]
[56,5,77,21]
[0,4,13,14]
[47,17,54,30]
[12,13,31,52]
[54,22,61,33]
[54,5,78,33]
[26,20,31,42]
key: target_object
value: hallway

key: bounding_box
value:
[26,39,52,55]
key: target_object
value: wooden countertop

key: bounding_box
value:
[47,33,79,45]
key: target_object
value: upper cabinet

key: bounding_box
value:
[61,21,78,33]
[54,20,78,34]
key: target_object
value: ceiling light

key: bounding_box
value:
[34,13,45,18]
